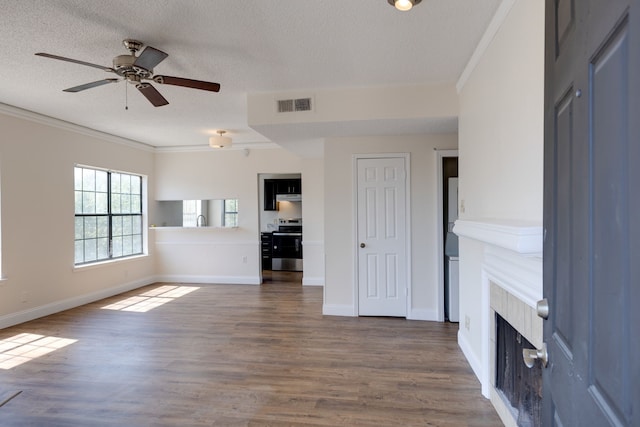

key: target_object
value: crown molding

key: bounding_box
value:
[456,0,517,93]
[153,141,281,153]
[0,102,155,152]
[0,102,283,154]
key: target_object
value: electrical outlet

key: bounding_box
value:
[21,291,29,303]
[465,315,471,331]
[460,199,466,213]
[242,256,248,264]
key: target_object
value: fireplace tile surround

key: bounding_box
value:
[454,219,543,427]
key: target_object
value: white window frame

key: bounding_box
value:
[74,165,145,266]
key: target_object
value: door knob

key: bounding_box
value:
[523,343,548,368]
[536,298,549,319]
[360,243,366,248]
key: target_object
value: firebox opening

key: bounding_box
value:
[495,313,542,427]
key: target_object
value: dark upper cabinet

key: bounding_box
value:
[264,178,301,211]
[264,179,278,211]
[276,179,301,194]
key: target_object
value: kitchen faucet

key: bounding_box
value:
[196,215,207,227]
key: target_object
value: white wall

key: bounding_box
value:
[153,148,325,285]
[249,84,458,126]
[0,107,327,329]
[300,157,324,285]
[0,111,451,325]
[248,84,459,143]
[0,107,156,328]
[323,134,457,318]
[456,0,544,378]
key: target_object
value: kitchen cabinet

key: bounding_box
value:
[264,178,301,211]
[264,179,278,211]
[276,179,301,195]
[261,232,273,270]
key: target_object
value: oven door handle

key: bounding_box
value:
[273,232,302,236]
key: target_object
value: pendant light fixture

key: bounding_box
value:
[388,0,422,11]
[209,130,232,149]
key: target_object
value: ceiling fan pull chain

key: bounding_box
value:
[125,81,128,111]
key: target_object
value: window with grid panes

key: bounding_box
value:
[182,200,202,228]
[74,166,143,265]
[224,199,238,227]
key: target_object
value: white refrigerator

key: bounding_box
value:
[445,177,459,322]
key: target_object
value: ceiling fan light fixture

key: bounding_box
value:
[388,0,421,11]
[209,130,232,149]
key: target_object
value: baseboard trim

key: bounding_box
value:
[155,275,261,285]
[458,329,484,390]
[322,304,356,317]
[408,308,438,321]
[302,276,324,286]
[0,276,155,329]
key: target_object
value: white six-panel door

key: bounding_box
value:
[356,156,408,317]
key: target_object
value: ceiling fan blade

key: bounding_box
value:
[133,46,168,71]
[63,78,119,93]
[136,83,169,107]
[35,53,114,72]
[153,75,220,92]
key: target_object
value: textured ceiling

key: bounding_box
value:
[0,0,501,149]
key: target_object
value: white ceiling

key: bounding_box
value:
[0,0,501,149]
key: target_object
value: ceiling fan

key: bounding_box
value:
[35,39,221,107]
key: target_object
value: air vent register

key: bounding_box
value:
[277,97,313,113]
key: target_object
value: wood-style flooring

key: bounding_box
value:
[0,273,501,426]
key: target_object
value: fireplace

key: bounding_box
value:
[453,219,544,427]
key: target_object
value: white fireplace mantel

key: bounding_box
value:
[453,218,543,307]
[453,218,543,256]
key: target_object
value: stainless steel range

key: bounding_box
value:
[271,218,303,271]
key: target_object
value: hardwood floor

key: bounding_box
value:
[0,277,501,426]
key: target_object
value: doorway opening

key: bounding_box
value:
[437,152,459,322]
[258,173,303,285]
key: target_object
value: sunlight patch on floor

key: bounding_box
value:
[101,285,200,312]
[0,333,77,370]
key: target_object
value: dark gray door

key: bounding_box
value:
[544,0,639,425]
